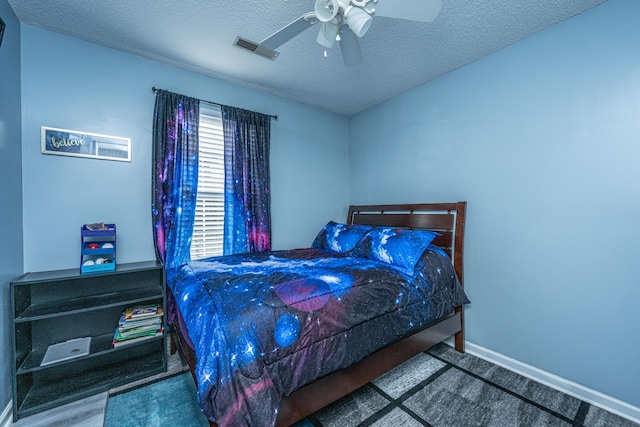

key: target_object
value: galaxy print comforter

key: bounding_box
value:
[166,246,469,426]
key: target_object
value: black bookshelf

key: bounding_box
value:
[10,261,167,421]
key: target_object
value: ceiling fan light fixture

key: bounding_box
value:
[314,0,339,22]
[343,5,372,37]
[317,22,339,48]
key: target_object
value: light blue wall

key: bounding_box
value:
[349,0,640,408]
[20,26,350,272]
[0,0,23,413]
[8,0,640,416]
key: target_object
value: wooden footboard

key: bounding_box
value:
[275,312,462,426]
[171,311,462,427]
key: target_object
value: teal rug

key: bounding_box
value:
[105,372,209,427]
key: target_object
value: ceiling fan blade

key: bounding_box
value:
[375,0,443,23]
[339,28,363,67]
[261,14,318,50]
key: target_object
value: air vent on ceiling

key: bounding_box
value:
[234,37,279,60]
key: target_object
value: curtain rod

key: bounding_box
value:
[152,87,278,121]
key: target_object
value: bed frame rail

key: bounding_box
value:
[178,202,468,427]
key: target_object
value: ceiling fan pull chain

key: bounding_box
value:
[324,24,328,57]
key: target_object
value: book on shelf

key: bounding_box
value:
[113,303,164,347]
[112,329,163,348]
[118,323,161,337]
[124,304,163,320]
[118,311,163,328]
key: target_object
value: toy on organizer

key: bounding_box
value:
[86,222,109,231]
[81,222,116,274]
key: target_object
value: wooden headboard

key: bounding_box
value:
[347,202,467,286]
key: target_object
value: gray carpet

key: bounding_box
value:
[102,342,639,427]
[298,343,639,427]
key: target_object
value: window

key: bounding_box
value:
[190,105,224,260]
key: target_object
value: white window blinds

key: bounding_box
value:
[190,105,224,260]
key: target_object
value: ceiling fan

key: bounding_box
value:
[234,0,443,67]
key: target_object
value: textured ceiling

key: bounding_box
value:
[7,0,607,116]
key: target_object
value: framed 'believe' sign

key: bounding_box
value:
[41,126,132,162]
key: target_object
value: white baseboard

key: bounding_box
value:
[456,340,640,424]
[1,401,11,427]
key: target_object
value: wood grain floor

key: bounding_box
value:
[11,393,107,427]
[10,337,188,427]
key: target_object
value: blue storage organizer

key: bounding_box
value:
[80,224,116,274]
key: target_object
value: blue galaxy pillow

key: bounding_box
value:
[351,227,439,275]
[311,221,373,253]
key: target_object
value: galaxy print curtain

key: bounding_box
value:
[221,106,271,255]
[152,89,200,268]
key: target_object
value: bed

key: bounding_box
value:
[167,202,468,426]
